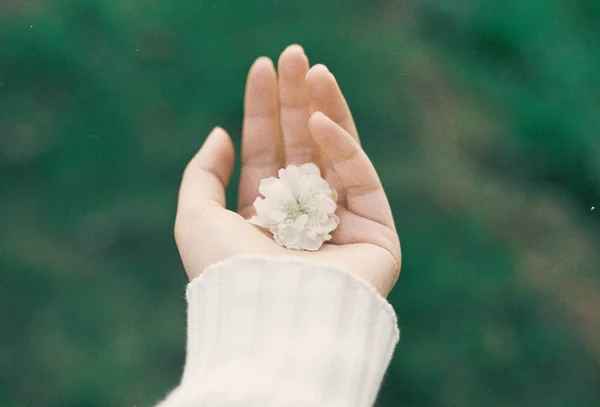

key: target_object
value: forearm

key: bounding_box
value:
[155,255,400,407]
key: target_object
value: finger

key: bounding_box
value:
[305,64,358,206]
[308,111,395,229]
[178,127,235,213]
[306,64,360,143]
[278,44,318,166]
[238,57,282,218]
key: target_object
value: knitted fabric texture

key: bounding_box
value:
[155,255,400,407]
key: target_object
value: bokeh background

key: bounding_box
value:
[2,0,599,406]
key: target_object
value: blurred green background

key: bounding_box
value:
[1,0,599,406]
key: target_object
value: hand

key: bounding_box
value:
[174,45,401,297]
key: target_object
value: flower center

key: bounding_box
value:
[282,198,310,220]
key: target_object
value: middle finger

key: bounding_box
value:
[278,45,319,166]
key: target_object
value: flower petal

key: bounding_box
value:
[251,163,339,251]
[292,214,309,231]
[299,233,323,251]
[298,162,321,176]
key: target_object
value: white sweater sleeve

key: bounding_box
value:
[155,255,400,407]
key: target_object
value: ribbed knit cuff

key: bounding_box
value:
[164,255,400,407]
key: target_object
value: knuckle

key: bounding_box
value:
[334,146,360,164]
[285,144,316,162]
[345,182,379,197]
[242,148,280,168]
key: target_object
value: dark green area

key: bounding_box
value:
[1,1,599,406]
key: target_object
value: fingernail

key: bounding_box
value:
[205,126,224,143]
[314,63,329,72]
[201,127,228,156]
[286,44,305,55]
[253,56,274,69]
[250,57,275,86]
[309,111,325,126]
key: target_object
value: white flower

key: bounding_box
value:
[250,163,339,251]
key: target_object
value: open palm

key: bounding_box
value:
[175,45,401,297]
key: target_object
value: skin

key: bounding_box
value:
[174,45,401,297]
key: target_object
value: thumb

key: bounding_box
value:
[178,127,235,212]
